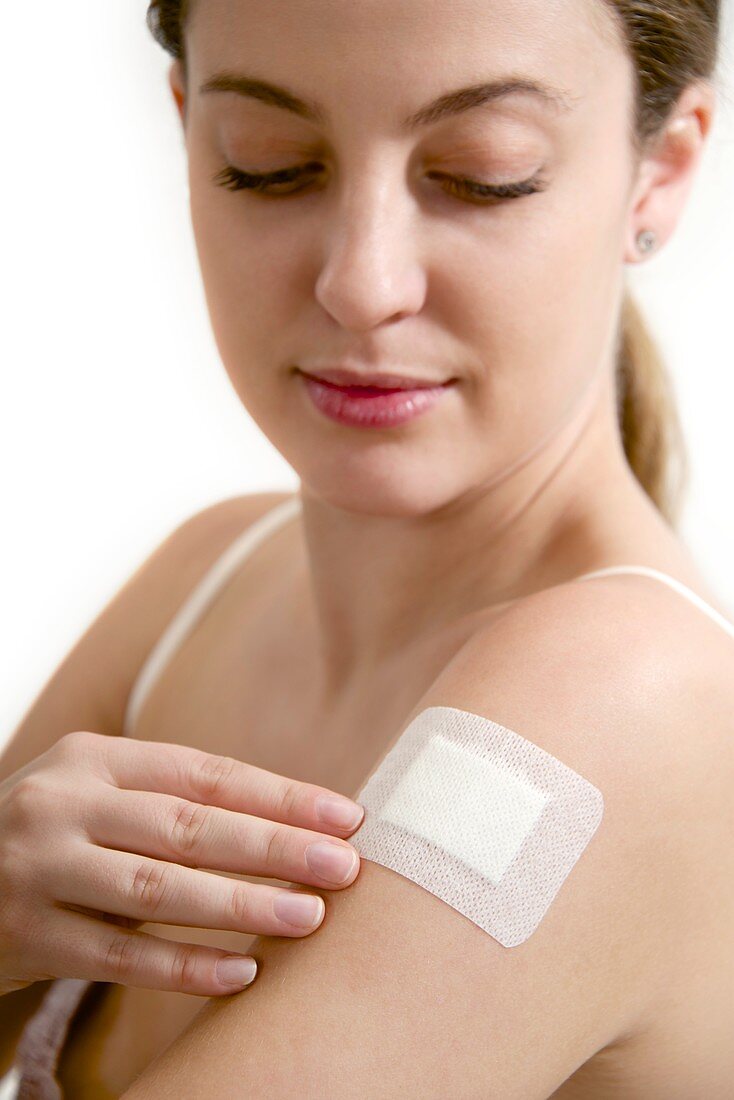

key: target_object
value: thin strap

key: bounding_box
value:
[122,494,303,738]
[573,565,734,641]
[9,979,94,1100]
[0,1067,21,1100]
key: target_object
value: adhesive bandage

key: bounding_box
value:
[350,706,604,947]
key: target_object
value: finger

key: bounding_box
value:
[81,784,360,888]
[38,905,261,996]
[92,736,365,836]
[49,840,327,938]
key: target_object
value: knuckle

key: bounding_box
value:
[129,860,170,917]
[190,752,239,803]
[5,775,56,829]
[262,824,288,869]
[168,942,201,990]
[274,781,301,822]
[103,930,143,980]
[167,799,209,858]
[227,885,252,927]
[54,729,96,758]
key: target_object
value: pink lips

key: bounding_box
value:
[298,370,457,429]
[303,367,448,389]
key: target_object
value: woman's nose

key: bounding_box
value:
[313,186,428,331]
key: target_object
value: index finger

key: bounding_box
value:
[89,735,366,835]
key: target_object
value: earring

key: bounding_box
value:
[636,229,657,255]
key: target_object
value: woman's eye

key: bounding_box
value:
[212,163,548,204]
[212,163,322,196]
[426,170,549,204]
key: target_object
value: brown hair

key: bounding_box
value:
[146,0,721,526]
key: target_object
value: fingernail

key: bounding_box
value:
[216,955,258,988]
[315,794,365,830]
[273,891,326,928]
[306,840,359,884]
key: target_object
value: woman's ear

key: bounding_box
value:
[168,60,187,127]
[623,79,716,263]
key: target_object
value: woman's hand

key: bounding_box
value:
[0,731,365,996]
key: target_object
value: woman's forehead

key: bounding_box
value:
[185,0,624,84]
[183,0,631,141]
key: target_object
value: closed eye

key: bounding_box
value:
[427,171,548,203]
[211,163,549,205]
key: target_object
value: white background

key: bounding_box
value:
[1,2,733,747]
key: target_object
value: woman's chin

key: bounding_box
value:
[295,470,468,519]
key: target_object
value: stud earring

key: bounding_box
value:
[636,229,657,255]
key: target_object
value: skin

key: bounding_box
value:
[115,0,724,1092]
[166,0,714,717]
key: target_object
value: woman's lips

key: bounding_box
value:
[302,367,448,389]
[298,371,457,429]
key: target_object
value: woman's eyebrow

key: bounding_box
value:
[198,71,581,131]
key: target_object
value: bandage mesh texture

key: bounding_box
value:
[351,705,604,947]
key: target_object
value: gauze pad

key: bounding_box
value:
[350,705,604,947]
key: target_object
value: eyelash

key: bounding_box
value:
[211,162,548,205]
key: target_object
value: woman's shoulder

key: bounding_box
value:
[457,567,733,772]
[146,491,296,573]
[438,563,734,909]
[410,567,732,1047]
[108,491,296,723]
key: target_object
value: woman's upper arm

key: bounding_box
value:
[0,492,291,1063]
[0,492,289,784]
[119,581,707,1100]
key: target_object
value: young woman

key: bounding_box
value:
[1,0,731,1095]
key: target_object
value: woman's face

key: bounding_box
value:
[176,0,638,514]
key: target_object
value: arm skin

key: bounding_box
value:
[121,578,710,1099]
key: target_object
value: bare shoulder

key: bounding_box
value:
[118,568,732,1099]
[404,570,733,1048]
[469,569,734,767]
[0,490,295,781]
[446,570,734,836]
[430,571,733,1004]
[109,490,298,720]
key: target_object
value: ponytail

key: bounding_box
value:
[616,291,688,526]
